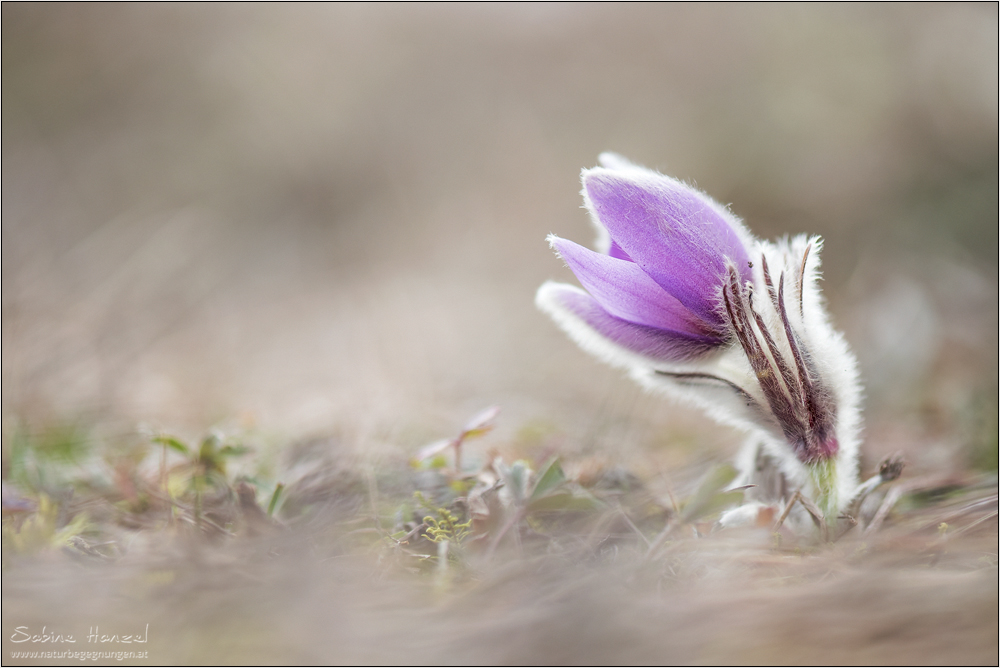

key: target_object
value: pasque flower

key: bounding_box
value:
[536,153,862,522]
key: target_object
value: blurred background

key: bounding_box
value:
[3,6,997,666]
[3,4,997,476]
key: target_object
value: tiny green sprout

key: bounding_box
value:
[412,490,435,510]
[267,483,285,518]
[196,433,249,478]
[413,491,472,545]
[423,510,472,545]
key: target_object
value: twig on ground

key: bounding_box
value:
[618,507,651,548]
[772,490,802,533]
[644,519,677,561]
[771,490,828,541]
[861,476,949,539]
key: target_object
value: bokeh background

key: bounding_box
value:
[3,6,998,666]
[3,4,997,482]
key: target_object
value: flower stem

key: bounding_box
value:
[808,458,839,524]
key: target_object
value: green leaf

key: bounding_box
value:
[152,436,189,455]
[527,488,600,513]
[680,463,741,523]
[460,405,501,440]
[218,445,250,458]
[415,438,453,462]
[267,483,285,517]
[529,459,567,502]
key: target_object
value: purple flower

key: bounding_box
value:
[542,154,754,363]
[537,154,863,521]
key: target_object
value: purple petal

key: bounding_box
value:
[583,168,752,329]
[541,283,723,363]
[608,240,632,261]
[551,236,714,337]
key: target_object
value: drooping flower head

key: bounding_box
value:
[537,153,862,520]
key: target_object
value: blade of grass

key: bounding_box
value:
[267,483,285,518]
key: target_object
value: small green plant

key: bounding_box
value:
[412,491,472,545]
[6,423,94,495]
[484,458,601,558]
[424,511,472,545]
[2,494,91,557]
[152,432,248,500]
[413,406,501,474]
